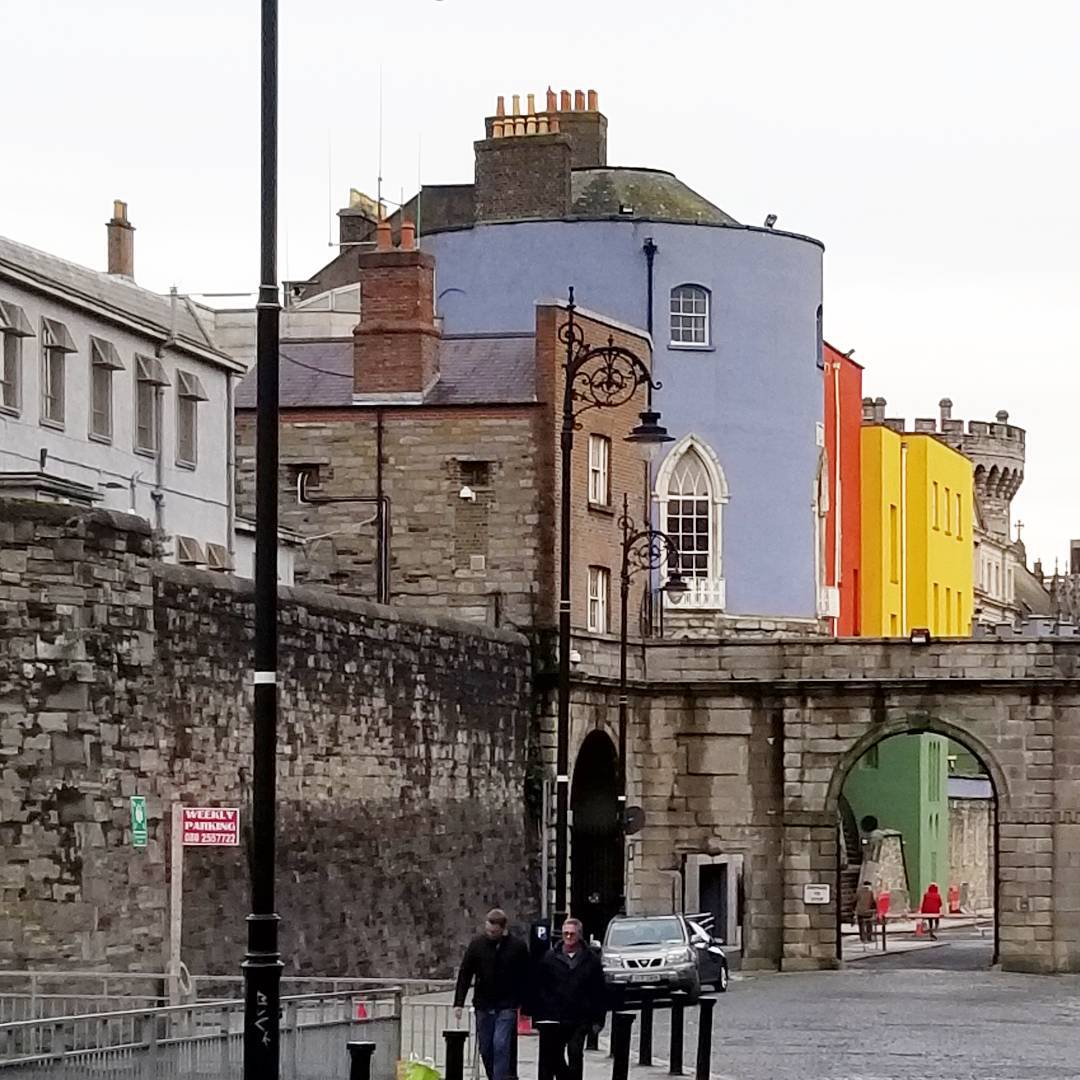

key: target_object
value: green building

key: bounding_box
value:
[842,734,950,906]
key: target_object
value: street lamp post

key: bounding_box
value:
[244,1,283,1076]
[554,288,672,930]
[617,494,687,819]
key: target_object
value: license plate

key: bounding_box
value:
[630,973,656,984]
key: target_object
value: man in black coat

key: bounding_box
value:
[531,918,606,1080]
[453,908,530,1080]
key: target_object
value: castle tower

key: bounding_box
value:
[933,399,1025,542]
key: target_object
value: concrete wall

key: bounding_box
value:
[0,499,536,977]
[423,219,823,620]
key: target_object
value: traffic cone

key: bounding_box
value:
[517,1009,535,1036]
[914,919,925,937]
[356,1000,368,1020]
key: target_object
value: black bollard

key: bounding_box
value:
[443,1029,470,1080]
[535,1021,561,1080]
[638,997,654,1067]
[669,992,687,1076]
[347,1041,376,1080]
[694,998,715,1080]
[588,1020,601,1053]
[610,1012,635,1080]
[508,1017,519,1080]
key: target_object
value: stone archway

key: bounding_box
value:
[828,720,1002,965]
[571,730,623,943]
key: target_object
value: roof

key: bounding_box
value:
[570,168,739,225]
[235,333,536,409]
[0,234,238,370]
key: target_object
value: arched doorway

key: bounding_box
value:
[832,724,1000,968]
[571,731,623,943]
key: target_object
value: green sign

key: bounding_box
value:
[130,796,148,848]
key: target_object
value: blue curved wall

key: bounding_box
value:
[423,219,823,619]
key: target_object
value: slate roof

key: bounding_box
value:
[235,333,536,409]
[0,234,237,369]
[571,168,739,225]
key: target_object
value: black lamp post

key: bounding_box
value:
[244,1,283,1076]
[553,288,672,930]
[617,494,686,825]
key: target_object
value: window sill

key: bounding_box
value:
[668,342,715,352]
[39,418,65,431]
[134,446,159,459]
[176,459,197,471]
[0,405,21,419]
[89,432,113,446]
[588,501,614,517]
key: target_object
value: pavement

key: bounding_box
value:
[514,936,1080,1080]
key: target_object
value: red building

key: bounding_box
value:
[823,343,863,635]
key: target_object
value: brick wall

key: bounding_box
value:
[0,500,536,977]
[474,136,572,222]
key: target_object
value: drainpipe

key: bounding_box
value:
[375,409,386,603]
[226,374,237,560]
[833,358,842,634]
[900,440,908,635]
[151,386,166,534]
[642,238,658,337]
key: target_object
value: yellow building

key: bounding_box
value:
[860,425,974,637]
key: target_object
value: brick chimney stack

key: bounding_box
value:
[106,200,135,278]
[353,220,440,403]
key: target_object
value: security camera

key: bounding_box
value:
[764,213,777,228]
[458,485,476,502]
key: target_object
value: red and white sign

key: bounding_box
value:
[181,807,241,847]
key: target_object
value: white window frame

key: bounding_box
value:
[587,565,610,634]
[0,301,32,415]
[669,284,710,347]
[89,336,124,442]
[134,354,169,454]
[175,370,208,468]
[587,433,611,507]
[40,317,76,428]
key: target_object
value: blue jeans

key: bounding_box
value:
[475,1007,516,1080]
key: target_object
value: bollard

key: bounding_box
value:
[588,1020,601,1053]
[610,1012,635,1080]
[347,1041,376,1080]
[535,1019,561,1080]
[443,1029,470,1080]
[508,1020,519,1080]
[668,992,687,1076]
[694,998,715,1080]
[638,998,654,1067]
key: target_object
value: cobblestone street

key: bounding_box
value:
[550,955,1080,1080]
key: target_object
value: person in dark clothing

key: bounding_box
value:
[531,918,606,1080]
[454,908,530,1080]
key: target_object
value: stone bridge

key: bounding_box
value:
[552,635,1080,974]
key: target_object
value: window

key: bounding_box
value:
[0,301,32,414]
[931,481,939,529]
[40,317,76,426]
[944,486,952,534]
[459,460,491,489]
[815,305,823,369]
[945,587,952,633]
[933,583,940,633]
[135,355,168,453]
[587,566,610,634]
[175,370,208,467]
[587,434,611,507]
[89,336,124,440]
[889,504,899,584]
[955,493,963,539]
[862,743,879,770]
[176,535,207,566]
[669,285,709,346]
[666,450,711,578]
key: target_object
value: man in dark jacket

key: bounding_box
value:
[531,918,606,1080]
[454,909,529,1080]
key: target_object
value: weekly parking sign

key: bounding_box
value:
[180,807,241,846]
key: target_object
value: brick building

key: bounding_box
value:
[235,220,657,635]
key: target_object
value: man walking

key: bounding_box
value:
[454,909,529,1080]
[531,919,606,1080]
[854,880,877,944]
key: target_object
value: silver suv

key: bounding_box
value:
[602,914,729,1001]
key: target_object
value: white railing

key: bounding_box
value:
[664,576,726,611]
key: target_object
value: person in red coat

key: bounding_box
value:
[920,882,943,939]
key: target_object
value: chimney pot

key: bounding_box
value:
[527,92,536,115]
[492,119,504,138]
[587,89,598,111]
[526,115,537,135]
[546,86,557,111]
[514,116,526,136]
[496,95,506,117]
[538,115,549,134]
[375,220,393,251]
[560,89,571,111]
[996,409,1010,423]
[574,89,585,110]
[399,220,416,251]
[106,199,135,278]
[939,397,953,421]
[873,396,887,423]
[511,94,521,116]
[549,116,560,133]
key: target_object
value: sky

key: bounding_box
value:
[2,0,1077,568]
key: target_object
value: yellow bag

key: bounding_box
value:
[403,1060,441,1080]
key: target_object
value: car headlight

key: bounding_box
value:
[663,947,694,964]
[603,957,623,969]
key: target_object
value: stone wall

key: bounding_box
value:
[0,499,535,977]
[950,797,994,912]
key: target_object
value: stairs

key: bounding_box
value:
[839,866,861,922]
[838,798,862,921]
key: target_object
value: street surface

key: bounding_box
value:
[516,944,1080,1080]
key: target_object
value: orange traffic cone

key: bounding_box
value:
[914,919,925,937]
[517,1009,535,1036]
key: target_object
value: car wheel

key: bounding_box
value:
[714,964,729,993]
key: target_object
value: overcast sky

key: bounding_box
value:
[2,0,1077,568]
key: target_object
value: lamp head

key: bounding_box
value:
[663,570,689,595]
[625,409,673,445]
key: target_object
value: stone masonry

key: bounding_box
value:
[0,500,535,977]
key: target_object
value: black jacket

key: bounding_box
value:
[530,945,606,1026]
[453,933,530,1010]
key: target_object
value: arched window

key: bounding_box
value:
[655,435,728,609]
[669,285,709,346]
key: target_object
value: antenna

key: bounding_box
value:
[327,126,334,247]
[416,134,422,239]
[377,65,384,218]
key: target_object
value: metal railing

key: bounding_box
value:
[0,971,169,1023]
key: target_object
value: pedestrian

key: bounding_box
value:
[453,908,530,1080]
[531,918,606,1080]
[920,882,943,940]
[854,880,877,944]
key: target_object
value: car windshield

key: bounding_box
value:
[606,918,684,948]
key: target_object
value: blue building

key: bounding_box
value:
[304,90,827,630]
